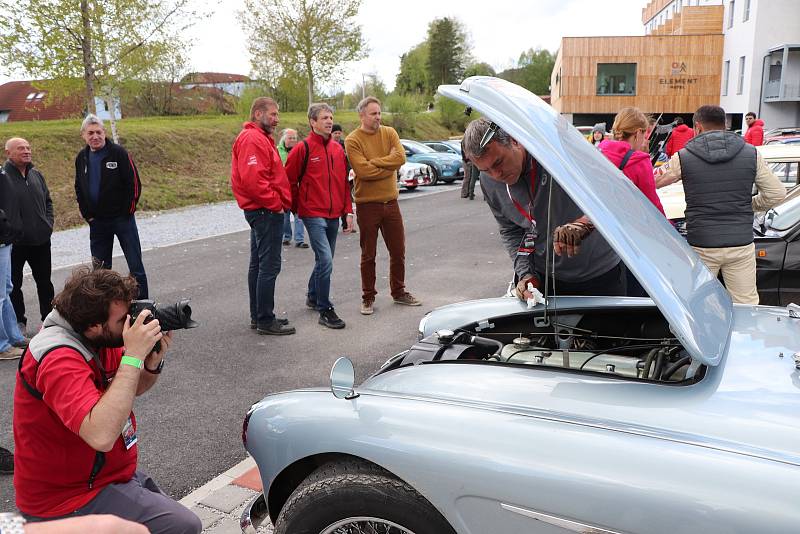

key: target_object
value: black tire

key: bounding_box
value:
[442,177,456,184]
[405,185,418,191]
[274,459,456,534]
[428,167,439,186]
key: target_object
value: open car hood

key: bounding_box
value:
[438,77,732,367]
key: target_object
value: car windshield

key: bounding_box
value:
[404,140,435,153]
[768,161,799,186]
[765,186,800,231]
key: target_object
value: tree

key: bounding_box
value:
[0,0,196,140]
[426,17,471,91]
[240,0,368,107]
[395,43,430,95]
[463,62,496,78]
[498,48,555,95]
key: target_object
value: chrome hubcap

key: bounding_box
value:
[320,517,415,534]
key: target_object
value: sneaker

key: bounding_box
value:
[360,299,374,315]
[319,308,345,329]
[393,292,422,306]
[0,447,13,474]
[0,346,24,360]
[12,336,30,348]
[305,297,317,310]
[257,320,296,336]
[296,242,310,249]
[282,239,291,246]
[251,318,288,329]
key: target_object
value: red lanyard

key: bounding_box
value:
[507,160,537,224]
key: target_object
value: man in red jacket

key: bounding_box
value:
[744,112,764,146]
[285,103,353,329]
[665,117,695,157]
[231,97,295,335]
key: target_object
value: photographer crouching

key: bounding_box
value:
[13,267,201,533]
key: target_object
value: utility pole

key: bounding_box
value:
[361,73,366,100]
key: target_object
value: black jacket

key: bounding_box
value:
[75,140,141,220]
[2,160,54,245]
[0,165,23,245]
[679,131,756,248]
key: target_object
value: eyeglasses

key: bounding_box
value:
[479,122,499,150]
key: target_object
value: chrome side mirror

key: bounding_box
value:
[330,357,359,400]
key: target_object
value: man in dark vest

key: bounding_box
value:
[655,105,785,304]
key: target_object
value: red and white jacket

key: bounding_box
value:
[230,122,292,212]
[285,131,352,219]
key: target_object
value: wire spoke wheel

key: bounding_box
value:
[322,517,416,534]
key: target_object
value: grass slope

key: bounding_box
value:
[0,112,457,230]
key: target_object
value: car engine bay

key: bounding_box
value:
[385,308,705,384]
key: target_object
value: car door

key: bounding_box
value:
[755,236,788,305]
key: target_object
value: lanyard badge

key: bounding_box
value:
[509,162,538,257]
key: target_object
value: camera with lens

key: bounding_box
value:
[129,299,199,351]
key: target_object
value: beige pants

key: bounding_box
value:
[692,243,759,305]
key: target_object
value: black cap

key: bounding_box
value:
[332,124,343,133]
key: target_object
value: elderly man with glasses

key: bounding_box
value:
[463,118,624,301]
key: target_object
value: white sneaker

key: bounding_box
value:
[0,346,24,360]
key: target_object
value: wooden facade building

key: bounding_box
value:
[550,3,724,125]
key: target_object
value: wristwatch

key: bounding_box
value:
[0,512,26,534]
[145,358,164,374]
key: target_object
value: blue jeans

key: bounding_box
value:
[283,212,305,243]
[0,245,25,352]
[245,209,284,326]
[302,217,340,310]
[89,215,149,298]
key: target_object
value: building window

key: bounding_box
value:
[728,0,735,28]
[737,56,746,94]
[597,63,637,95]
[722,60,730,96]
[25,92,36,101]
[743,0,750,21]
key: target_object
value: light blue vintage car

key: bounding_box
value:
[241,77,800,534]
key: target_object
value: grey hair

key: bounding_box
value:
[81,113,104,133]
[463,118,513,160]
[308,103,334,122]
[278,128,298,146]
[4,137,26,151]
[356,96,381,114]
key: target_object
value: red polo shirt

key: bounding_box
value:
[13,346,137,517]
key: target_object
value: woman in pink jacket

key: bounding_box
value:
[599,106,666,295]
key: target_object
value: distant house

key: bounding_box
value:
[0,80,121,123]
[180,72,252,98]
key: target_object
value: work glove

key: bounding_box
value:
[553,218,594,257]
[514,273,541,301]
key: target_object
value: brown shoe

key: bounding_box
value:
[360,299,374,315]
[393,292,422,306]
[0,346,24,360]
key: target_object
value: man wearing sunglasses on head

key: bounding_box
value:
[463,118,623,301]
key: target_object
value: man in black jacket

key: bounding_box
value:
[4,137,55,335]
[75,115,148,298]
[655,105,785,304]
[0,166,27,360]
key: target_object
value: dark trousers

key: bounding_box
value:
[536,262,626,297]
[302,216,340,310]
[460,163,479,199]
[89,215,149,298]
[24,471,201,534]
[356,200,406,301]
[10,241,55,325]
[244,209,283,326]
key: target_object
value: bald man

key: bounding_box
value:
[4,137,54,336]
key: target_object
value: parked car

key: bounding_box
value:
[423,140,462,156]
[400,139,464,185]
[754,184,800,305]
[658,143,800,222]
[396,161,432,190]
[241,77,800,534]
[766,134,800,146]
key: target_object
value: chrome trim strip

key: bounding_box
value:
[500,503,623,534]
[240,493,268,534]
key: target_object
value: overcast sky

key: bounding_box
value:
[1,0,646,91]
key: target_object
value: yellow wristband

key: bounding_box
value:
[120,355,144,369]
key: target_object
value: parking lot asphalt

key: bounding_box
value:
[0,183,507,521]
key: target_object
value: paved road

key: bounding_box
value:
[0,185,507,512]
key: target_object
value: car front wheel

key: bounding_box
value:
[274,460,455,534]
[428,167,440,186]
